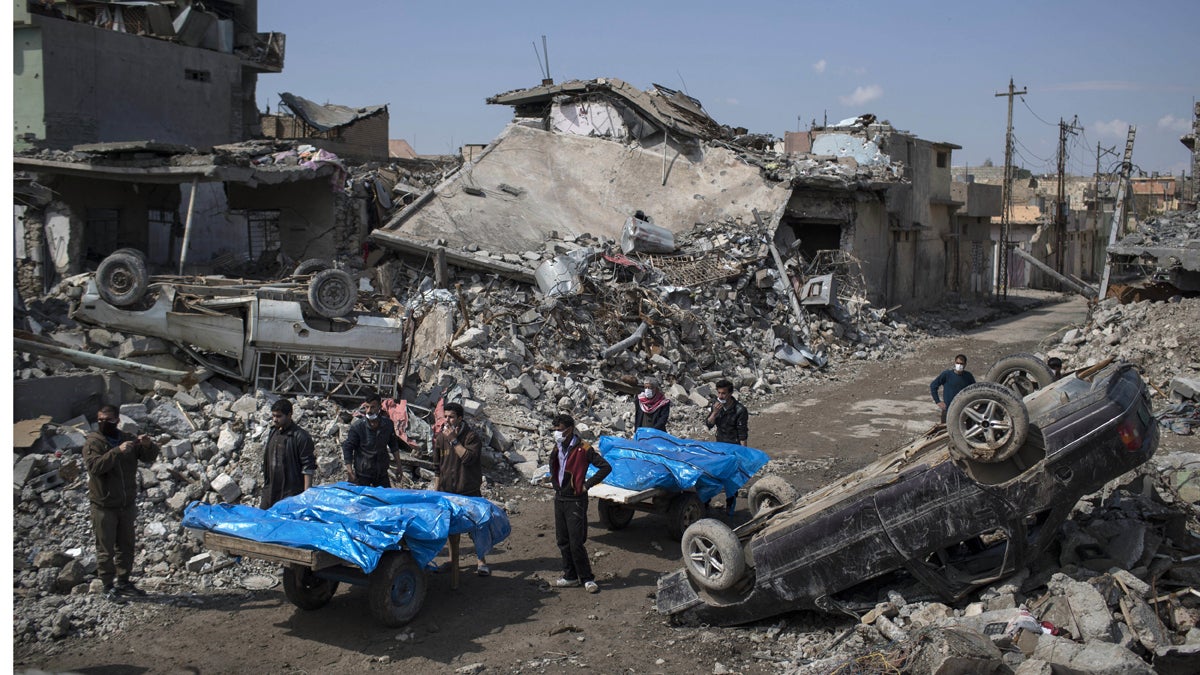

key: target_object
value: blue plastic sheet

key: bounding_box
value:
[592,429,769,502]
[182,483,511,573]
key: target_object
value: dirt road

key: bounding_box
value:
[16,297,1094,675]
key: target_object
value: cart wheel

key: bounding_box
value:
[598,499,635,530]
[292,258,332,277]
[682,518,746,592]
[307,268,357,318]
[748,476,799,517]
[368,550,427,627]
[282,566,339,610]
[666,493,705,540]
[947,382,1030,464]
[96,250,149,307]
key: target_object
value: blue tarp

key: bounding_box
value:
[182,484,511,574]
[592,429,769,503]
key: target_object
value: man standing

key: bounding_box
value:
[549,413,611,594]
[260,398,317,509]
[634,376,671,432]
[705,379,749,446]
[931,354,977,423]
[83,404,159,601]
[342,391,400,487]
[432,402,489,576]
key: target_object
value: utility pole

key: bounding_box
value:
[995,78,1027,298]
[1054,115,1082,277]
[1098,126,1137,300]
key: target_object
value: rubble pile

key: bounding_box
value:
[1048,296,1200,391]
[1115,210,1200,249]
[779,471,1200,674]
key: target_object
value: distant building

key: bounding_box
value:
[261,93,389,162]
[1130,175,1178,214]
[14,0,284,150]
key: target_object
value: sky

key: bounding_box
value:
[260,0,1199,176]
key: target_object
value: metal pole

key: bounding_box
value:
[178,175,200,275]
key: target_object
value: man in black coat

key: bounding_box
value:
[342,391,400,487]
[261,398,316,509]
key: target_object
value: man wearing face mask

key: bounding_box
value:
[705,379,749,446]
[83,404,159,601]
[260,398,317,509]
[634,376,671,432]
[930,354,976,423]
[342,391,401,487]
[432,401,490,575]
[549,413,611,593]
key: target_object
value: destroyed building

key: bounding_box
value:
[14,0,284,151]
[261,92,391,162]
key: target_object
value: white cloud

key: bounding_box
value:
[812,59,827,74]
[1092,119,1131,137]
[1157,114,1190,132]
[725,97,740,105]
[838,84,883,107]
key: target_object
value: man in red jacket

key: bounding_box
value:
[548,413,611,593]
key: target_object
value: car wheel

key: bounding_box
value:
[682,518,746,592]
[748,476,799,517]
[667,494,705,540]
[281,566,339,610]
[986,353,1056,398]
[947,382,1030,463]
[307,268,357,318]
[96,251,149,307]
[292,258,333,277]
[368,551,427,627]
[598,499,635,530]
[110,247,148,262]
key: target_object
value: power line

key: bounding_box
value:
[1019,96,1057,127]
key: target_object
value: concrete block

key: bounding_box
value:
[164,439,193,459]
[119,403,148,424]
[173,391,202,410]
[518,373,541,400]
[185,552,213,573]
[1033,634,1152,675]
[148,404,194,437]
[14,455,42,486]
[50,431,86,452]
[166,491,191,513]
[452,327,488,349]
[1171,377,1200,401]
[231,395,259,417]
[211,473,241,503]
[904,628,1004,675]
[462,399,484,417]
[117,336,170,359]
[216,427,242,455]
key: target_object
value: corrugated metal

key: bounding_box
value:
[278,93,387,132]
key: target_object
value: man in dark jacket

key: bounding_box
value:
[705,379,749,445]
[930,353,977,423]
[83,404,159,601]
[634,375,671,432]
[260,398,316,509]
[548,413,611,593]
[432,401,490,575]
[342,391,400,487]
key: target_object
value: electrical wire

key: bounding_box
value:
[1019,96,1057,127]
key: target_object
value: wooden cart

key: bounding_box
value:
[589,483,706,540]
[196,530,428,627]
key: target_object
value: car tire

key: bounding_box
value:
[282,566,339,610]
[986,353,1056,398]
[292,258,333,277]
[307,268,357,318]
[666,493,705,540]
[682,518,746,592]
[368,551,427,627]
[598,499,635,530]
[947,382,1030,463]
[748,476,799,517]
[96,251,149,307]
[110,247,148,262]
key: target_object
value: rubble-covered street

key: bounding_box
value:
[13,284,1200,673]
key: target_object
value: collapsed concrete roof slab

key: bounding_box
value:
[371,123,790,255]
[488,78,723,141]
[12,155,343,187]
[278,92,388,132]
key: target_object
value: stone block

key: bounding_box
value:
[211,473,241,503]
[148,404,195,438]
[1171,377,1200,401]
[462,399,484,417]
[452,327,488,350]
[185,552,213,573]
[14,455,42,486]
[164,439,193,459]
[120,403,149,424]
[166,491,191,513]
[216,427,243,455]
[518,373,541,400]
[904,627,1004,675]
[33,550,69,569]
[173,391,202,410]
[1045,573,1115,642]
[50,430,86,452]
[231,395,259,417]
[1032,634,1152,675]
[117,336,170,359]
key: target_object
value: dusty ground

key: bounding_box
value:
[17,294,1197,675]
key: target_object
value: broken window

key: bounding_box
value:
[237,209,282,263]
[937,151,948,168]
[85,208,120,262]
[147,208,178,266]
[184,69,211,83]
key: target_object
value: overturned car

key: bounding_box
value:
[657,357,1158,626]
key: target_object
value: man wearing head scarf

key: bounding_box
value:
[634,376,671,432]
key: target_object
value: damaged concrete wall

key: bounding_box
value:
[380,124,789,253]
[225,181,344,263]
[23,15,249,149]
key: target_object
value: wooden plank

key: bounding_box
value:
[201,531,346,570]
[588,482,667,504]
